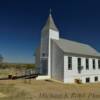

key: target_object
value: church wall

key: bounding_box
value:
[64,55,100,83]
[48,29,59,77]
[39,29,59,76]
[51,40,64,82]
[40,30,49,56]
[64,56,78,83]
[49,30,59,40]
[39,30,49,75]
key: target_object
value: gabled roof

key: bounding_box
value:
[42,14,59,32]
[53,38,100,57]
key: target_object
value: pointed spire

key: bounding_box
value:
[42,10,59,32]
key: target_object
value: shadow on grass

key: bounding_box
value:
[45,79,53,82]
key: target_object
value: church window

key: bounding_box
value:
[86,58,89,70]
[98,60,100,69]
[86,77,90,83]
[68,57,72,70]
[78,58,81,67]
[93,59,96,69]
[95,76,98,82]
[42,53,46,57]
[78,58,82,73]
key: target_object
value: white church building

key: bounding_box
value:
[35,13,100,83]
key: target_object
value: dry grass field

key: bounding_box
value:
[0,79,100,100]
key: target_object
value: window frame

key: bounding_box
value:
[93,59,96,69]
[78,58,81,68]
[94,76,98,82]
[86,77,90,83]
[68,57,72,70]
[98,60,100,69]
[86,58,89,70]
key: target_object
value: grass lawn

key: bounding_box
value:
[0,79,100,100]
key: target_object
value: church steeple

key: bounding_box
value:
[42,11,59,32]
[40,10,59,75]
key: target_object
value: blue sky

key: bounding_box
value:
[0,0,100,63]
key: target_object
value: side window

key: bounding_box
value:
[77,58,82,73]
[94,76,98,82]
[93,59,96,69]
[42,53,45,57]
[68,57,72,70]
[86,78,90,83]
[98,60,100,69]
[78,58,81,68]
[86,58,89,70]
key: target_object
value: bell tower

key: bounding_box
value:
[40,11,59,77]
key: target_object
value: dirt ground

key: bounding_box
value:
[0,79,100,100]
